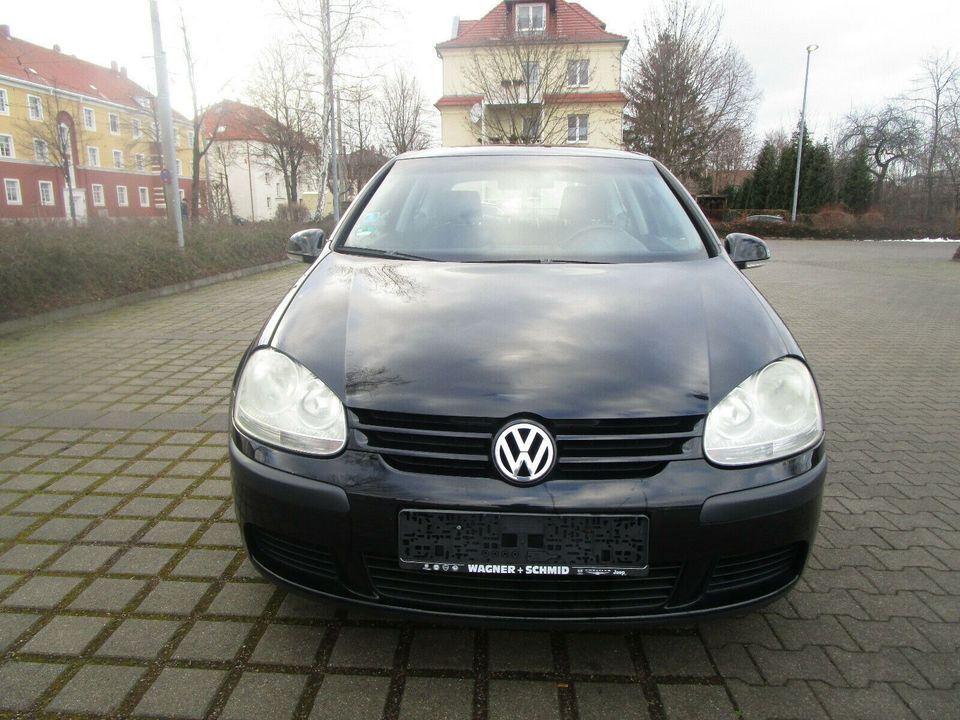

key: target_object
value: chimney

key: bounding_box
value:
[120,66,127,78]
[0,25,10,39]
[53,43,61,52]
[451,16,460,39]
[110,60,118,73]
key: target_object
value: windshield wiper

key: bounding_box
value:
[465,258,610,264]
[340,247,439,262]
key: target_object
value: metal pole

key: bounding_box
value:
[790,44,818,223]
[323,0,340,223]
[149,0,184,249]
[332,91,341,222]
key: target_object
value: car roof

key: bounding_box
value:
[394,146,654,162]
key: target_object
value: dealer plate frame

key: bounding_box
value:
[398,509,650,578]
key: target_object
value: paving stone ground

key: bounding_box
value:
[0,240,958,719]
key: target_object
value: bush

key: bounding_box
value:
[811,206,856,230]
[0,218,332,322]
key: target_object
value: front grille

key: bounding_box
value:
[706,544,804,596]
[350,409,703,480]
[366,554,681,617]
[247,526,338,586]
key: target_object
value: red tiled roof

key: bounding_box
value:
[437,0,627,50]
[200,101,275,142]
[0,31,154,111]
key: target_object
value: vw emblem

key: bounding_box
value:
[492,420,556,483]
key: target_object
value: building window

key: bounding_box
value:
[4,179,22,205]
[176,159,183,177]
[27,95,43,121]
[113,149,124,169]
[117,185,128,207]
[109,113,121,135]
[567,114,588,143]
[91,183,105,206]
[178,188,185,201]
[174,129,180,147]
[87,146,100,167]
[38,180,55,206]
[135,153,145,171]
[522,61,540,89]
[516,3,546,32]
[0,134,14,159]
[34,138,49,162]
[83,107,96,130]
[139,186,149,207]
[567,59,589,87]
[132,118,142,139]
[522,115,541,141]
[188,130,195,148]
[266,196,272,209]
[0,89,9,115]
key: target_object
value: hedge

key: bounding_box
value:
[0,220,329,322]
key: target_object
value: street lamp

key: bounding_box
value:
[790,43,818,223]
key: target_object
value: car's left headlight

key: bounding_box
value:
[704,357,823,466]
[233,348,346,456]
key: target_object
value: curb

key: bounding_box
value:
[0,259,298,337]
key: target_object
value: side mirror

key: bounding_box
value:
[724,233,770,270]
[286,229,327,264]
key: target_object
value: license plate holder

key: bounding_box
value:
[398,510,649,577]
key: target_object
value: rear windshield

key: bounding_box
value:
[338,155,709,263]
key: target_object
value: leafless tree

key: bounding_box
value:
[705,126,753,193]
[461,34,593,144]
[20,90,87,224]
[938,89,960,216]
[910,52,960,220]
[378,69,432,156]
[209,141,239,221]
[180,11,227,220]
[339,76,386,194]
[623,0,758,186]
[248,42,322,208]
[276,0,381,218]
[839,103,922,203]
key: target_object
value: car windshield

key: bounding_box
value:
[338,155,709,263]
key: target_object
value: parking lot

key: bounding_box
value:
[0,239,958,719]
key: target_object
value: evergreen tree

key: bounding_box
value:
[800,140,836,212]
[749,141,778,210]
[734,177,753,209]
[772,128,814,212]
[839,144,875,213]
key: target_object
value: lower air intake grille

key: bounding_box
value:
[707,543,804,595]
[247,526,338,586]
[365,554,681,617]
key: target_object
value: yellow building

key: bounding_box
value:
[0,24,198,221]
[435,0,628,149]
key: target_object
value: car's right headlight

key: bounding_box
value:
[704,357,823,466]
[233,348,346,456]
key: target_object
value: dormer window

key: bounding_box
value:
[516,3,546,32]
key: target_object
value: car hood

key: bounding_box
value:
[271,253,797,419]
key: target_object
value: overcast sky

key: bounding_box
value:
[4,0,959,146]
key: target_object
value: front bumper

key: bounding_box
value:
[230,435,826,625]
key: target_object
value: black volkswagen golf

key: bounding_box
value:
[230,146,826,623]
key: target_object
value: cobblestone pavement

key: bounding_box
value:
[0,240,958,720]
